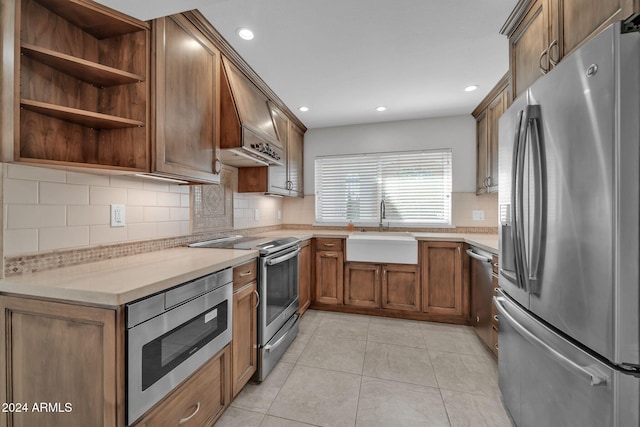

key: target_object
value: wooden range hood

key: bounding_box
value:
[219,58,285,168]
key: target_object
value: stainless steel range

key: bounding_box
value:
[190,236,301,381]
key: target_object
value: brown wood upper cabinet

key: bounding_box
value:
[5,0,150,171]
[421,241,467,319]
[151,13,222,183]
[502,0,638,98]
[472,74,510,195]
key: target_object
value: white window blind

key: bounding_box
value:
[315,150,452,225]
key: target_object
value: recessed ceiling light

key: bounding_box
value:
[237,28,254,40]
[298,106,309,112]
[464,85,479,92]
[376,106,387,112]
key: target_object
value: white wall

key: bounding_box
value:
[304,115,476,194]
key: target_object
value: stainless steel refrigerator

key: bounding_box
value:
[496,22,640,427]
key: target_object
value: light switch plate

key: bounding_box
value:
[254,209,260,221]
[111,204,125,227]
[277,209,282,220]
[472,210,485,221]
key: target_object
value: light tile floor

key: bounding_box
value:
[215,310,513,427]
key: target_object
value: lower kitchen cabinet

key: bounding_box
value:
[421,241,467,319]
[298,239,312,315]
[344,263,381,308]
[381,264,421,312]
[0,295,121,427]
[343,263,420,311]
[314,239,344,305]
[232,260,258,398]
[136,346,231,427]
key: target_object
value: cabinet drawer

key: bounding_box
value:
[136,346,230,427]
[315,238,344,251]
[233,259,257,291]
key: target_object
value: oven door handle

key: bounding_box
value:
[265,247,301,266]
[264,314,299,352]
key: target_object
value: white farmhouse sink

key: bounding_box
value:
[346,232,418,264]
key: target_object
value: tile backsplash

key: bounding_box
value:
[3,164,283,257]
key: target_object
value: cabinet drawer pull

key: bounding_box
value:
[239,270,253,277]
[493,263,499,268]
[539,49,549,75]
[214,159,222,174]
[323,243,335,247]
[495,342,499,350]
[254,289,260,309]
[322,252,336,258]
[548,39,559,66]
[493,315,499,322]
[179,402,200,424]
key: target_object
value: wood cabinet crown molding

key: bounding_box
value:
[181,10,307,133]
[471,72,510,118]
[500,0,538,36]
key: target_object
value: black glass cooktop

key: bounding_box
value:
[188,236,299,255]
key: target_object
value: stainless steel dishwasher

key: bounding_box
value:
[468,247,494,348]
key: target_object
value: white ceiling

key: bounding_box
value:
[95,0,517,129]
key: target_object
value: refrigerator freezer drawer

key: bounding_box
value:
[495,293,639,427]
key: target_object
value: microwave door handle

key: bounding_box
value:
[266,247,301,266]
[494,295,608,386]
[511,109,526,290]
[527,105,546,295]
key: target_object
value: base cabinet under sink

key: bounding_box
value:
[343,262,420,311]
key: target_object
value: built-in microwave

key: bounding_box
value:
[125,269,233,425]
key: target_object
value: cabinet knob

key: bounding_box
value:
[493,315,499,322]
[214,159,222,174]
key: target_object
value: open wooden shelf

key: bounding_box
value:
[34,0,147,39]
[21,43,144,87]
[20,99,144,129]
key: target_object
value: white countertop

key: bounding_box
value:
[0,229,497,307]
[0,247,257,307]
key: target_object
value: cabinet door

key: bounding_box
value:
[268,104,289,194]
[558,0,636,57]
[232,281,258,398]
[381,264,421,312]
[298,240,312,315]
[344,263,380,308]
[486,92,506,193]
[0,296,118,427]
[509,0,551,98]
[315,250,344,305]
[476,111,489,195]
[153,15,221,183]
[421,242,465,317]
[288,123,304,197]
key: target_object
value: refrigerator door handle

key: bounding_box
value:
[510,109,526,290]
[515,107,531,291]
[494,295,608,386]
[527,105,546,295]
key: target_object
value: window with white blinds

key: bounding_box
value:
[315,150,452,225]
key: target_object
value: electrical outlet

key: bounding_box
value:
[254,209,260,221]
[472,210,485,221]
[111,204,125,227]
[277,209,282,220]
